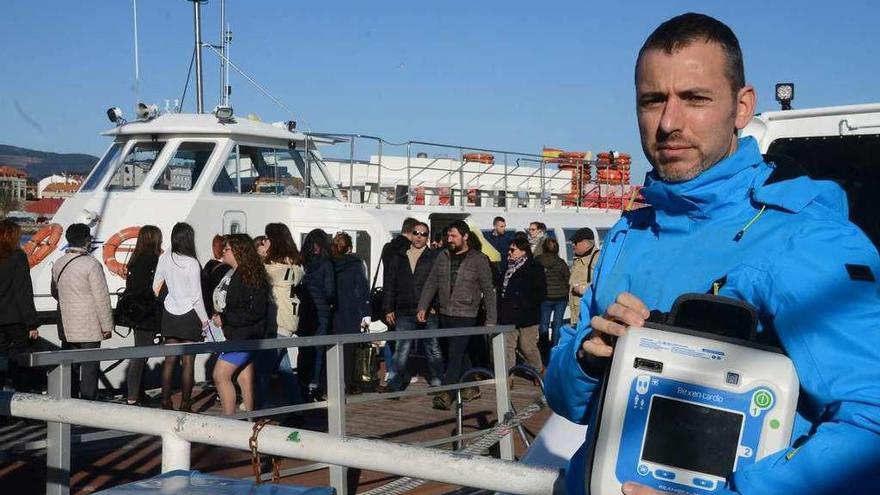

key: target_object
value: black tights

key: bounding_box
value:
[161,337,195,405]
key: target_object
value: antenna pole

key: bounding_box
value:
[132,0,140,107]
[191,0,205,113]
[219,0,226,107]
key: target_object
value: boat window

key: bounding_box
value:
[767,134,880,248]
[81,143,124,191]
[106,141,165,191]
[153,142,216,191]
[213,145,307,196]
[302,151,337,199]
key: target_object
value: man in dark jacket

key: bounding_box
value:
[331,232,371,394]
[377,217,419,386]
[535,238,571,364]
[382,221,442,391]
[417,220,497,409]
[486,216,515,267]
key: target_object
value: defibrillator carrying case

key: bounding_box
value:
[586,294,799,494]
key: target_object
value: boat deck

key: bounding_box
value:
[0,376,550,494]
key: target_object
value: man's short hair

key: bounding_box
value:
[530,221,547,232]
[401,217,419,235]
[448,220,470,237]
[493,216,506,225]
[65,223,91,248]
[637,12,745,94]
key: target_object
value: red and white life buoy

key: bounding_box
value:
[463,153,495,164]
[102,226,141,278]
[23,223,63,267]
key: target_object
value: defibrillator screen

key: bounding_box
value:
[641,396,743,478]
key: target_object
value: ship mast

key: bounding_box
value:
[189,0,205,113]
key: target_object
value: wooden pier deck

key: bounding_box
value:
[0,376,551,494]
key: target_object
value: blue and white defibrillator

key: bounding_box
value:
[589,295,799,494]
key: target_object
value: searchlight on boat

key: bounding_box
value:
[776,82,794,110]
[213,104,235,122]
[136,102,159,120]
[106,106,124,125]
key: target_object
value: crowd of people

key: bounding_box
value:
[0,214,599,413]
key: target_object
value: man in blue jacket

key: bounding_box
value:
[544,12,880,495]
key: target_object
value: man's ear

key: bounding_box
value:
[734,84,756,130]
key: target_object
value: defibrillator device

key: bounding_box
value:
[588,294,799,494]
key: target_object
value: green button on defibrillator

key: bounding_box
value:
[753,390,773,409]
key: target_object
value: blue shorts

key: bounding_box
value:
[219,351,252,367]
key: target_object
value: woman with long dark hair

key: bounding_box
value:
[331,232,371,394]
[498,236,545,372]
[153,222,208,411]
[123,225,162,405]
[298,228,335,400]
[263,223,304,404]
[211,234,269,415]
[0,220,39,391]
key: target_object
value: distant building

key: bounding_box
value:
[42,181,81,199]
[38,174,84,198]
[0,166,28,202]
[25,198,64,219]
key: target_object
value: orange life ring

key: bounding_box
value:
[23,223,63,267]
[103,226,141,278]
[597,152,631,161]
[559,151,588,159]
[463,153,494,164]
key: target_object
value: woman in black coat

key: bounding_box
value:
[123,225,162,405]
[211,233,269,415]
[297,229,336,400]
[0,220,39,391]
[331,232,371,394]
[498,236,546,372]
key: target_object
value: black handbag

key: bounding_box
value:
[114,290,156,329]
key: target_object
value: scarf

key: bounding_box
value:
[502,255,528,297]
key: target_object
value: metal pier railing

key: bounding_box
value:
[1,325,559,495]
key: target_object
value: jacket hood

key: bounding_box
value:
[333,253,363,271]
[640,137,849,229]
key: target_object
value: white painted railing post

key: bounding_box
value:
[161,433,191,472]
[492,332,515,460]
[46,363,72,495]
[325,343,348,494]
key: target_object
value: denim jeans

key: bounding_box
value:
[388,314,442,391]
[309,312,332,389]
[540,299,567,347]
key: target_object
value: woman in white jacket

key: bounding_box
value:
[262,223,304,404]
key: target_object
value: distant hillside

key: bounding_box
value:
[0,144,99,179]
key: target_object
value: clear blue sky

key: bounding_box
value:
[1,0,878,180]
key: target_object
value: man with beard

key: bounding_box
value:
[545,12,880,495]
[417,220,496,410]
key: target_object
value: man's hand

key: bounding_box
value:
[102,331,112,340]
[212,314,222,327]
[28,329,39,340]
[622,482,666,495]
[385,312,396,326]
[416,310,427,323]
[584,292,650,358]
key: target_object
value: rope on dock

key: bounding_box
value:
[360,396,547,495]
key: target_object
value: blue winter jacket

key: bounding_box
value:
[544,137,880,495]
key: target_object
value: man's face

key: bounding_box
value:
[446,228,467,253]
[636,42,755,183]
[411,226,429,249]
[494,221,506,235]
[528,224,542,240]
[573,239,594,256]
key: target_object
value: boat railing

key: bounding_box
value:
[8,325,531,495]
[308,132,639,212]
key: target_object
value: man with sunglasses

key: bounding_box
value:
[381,221,443,392]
